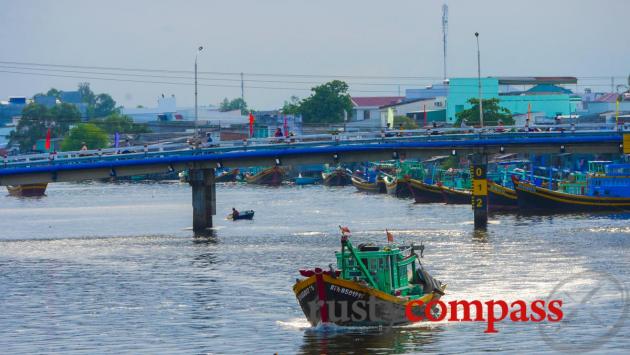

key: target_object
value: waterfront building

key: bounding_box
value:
[446,77,580,124]
[122,95,250,127]
[379,98,446,127]
[583,92,630,116]
[253,110,302,137]
[349,96,403,129]
[405,83,449,100]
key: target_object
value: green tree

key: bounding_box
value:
[78,82,96,106]
[299,80,353,124]
[50,103,81,132]
[393,115,418,129]
[219,97,248,114]
[8,103,80,151]
[61,123,109,151]
[281,95,301,115]
[46,88,61,98]
[91,113,150,134]
[454,98,513,127]
[93,93,118,117]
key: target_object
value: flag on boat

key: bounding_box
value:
[45,128,51,151]
[249,113,255,137]
[386,229,394,243]
[114,132,120,148]
[339,226,351,235]
[283,114,288,138]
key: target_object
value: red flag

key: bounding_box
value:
[45,128,51,151]
[386,229,394,243]
[249,113,255,137]
[283,114,288,138]
[339,226,351,235]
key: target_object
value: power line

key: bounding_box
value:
[2,60,627,81]
[0,69,413,94]
[0,60,445,80]
[0,68,620,92]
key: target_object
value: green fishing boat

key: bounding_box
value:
[293,228,445,327]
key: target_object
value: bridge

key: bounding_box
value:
[2,127,627,231]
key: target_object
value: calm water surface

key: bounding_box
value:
[0,181,628,354]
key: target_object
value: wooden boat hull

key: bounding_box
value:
[514,180,630,212]
[216,169,239,183]
[322,169,352,186]
[384,176,412,198]
[408,179,444,203]
[293,273,442,327]
[440,186,472,204]
[7,183,48,197]
[488,181,518,211]
[351,176,386,193]
[245,167,284,186]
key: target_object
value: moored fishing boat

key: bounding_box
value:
[293,228,445,326]
[245,166,284,186]
[216,169,240,183]
[439,185,471,204]
[322,167,352,186]
[513,164,630,212]
[351,175,386,193]
[408,179,444,203]
[7,183,48,197]
[487,181,518,210]
[383,175,412,198]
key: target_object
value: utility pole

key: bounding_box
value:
[241,72,245,103]
[195,46,204,122]
[442,4,448,80]
[475,32,483,128]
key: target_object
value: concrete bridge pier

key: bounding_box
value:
[189,168,216,232]
[470,153,488,230]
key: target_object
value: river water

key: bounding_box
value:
[0,181,628,354]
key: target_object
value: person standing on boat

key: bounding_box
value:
[231,207,240,219]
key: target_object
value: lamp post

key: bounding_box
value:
[475,32,483,128]
[195,46,204,122]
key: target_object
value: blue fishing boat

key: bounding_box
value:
[514,163,630,211]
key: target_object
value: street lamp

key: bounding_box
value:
[475,32,483,128]
[195,46,204,122]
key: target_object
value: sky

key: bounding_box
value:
[1,0,629,110]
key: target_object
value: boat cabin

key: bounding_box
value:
[587,163,630,198]
[335,238,437,300]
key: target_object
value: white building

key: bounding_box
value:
[348,96,404,128]
[379,98,444,127]
[122,95,248,127]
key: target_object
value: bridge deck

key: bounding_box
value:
[0,130,625,185]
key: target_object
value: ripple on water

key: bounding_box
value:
[0,182,628,354]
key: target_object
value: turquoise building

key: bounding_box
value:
[446,77,580,124]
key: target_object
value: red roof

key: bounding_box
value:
[595,93,620,103]
[351,96,404,107]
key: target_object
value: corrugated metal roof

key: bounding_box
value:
[497,76,578,85]
[351,96,403,107]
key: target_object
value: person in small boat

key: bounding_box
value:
[274,127,283,137]
[231,207,240,219]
